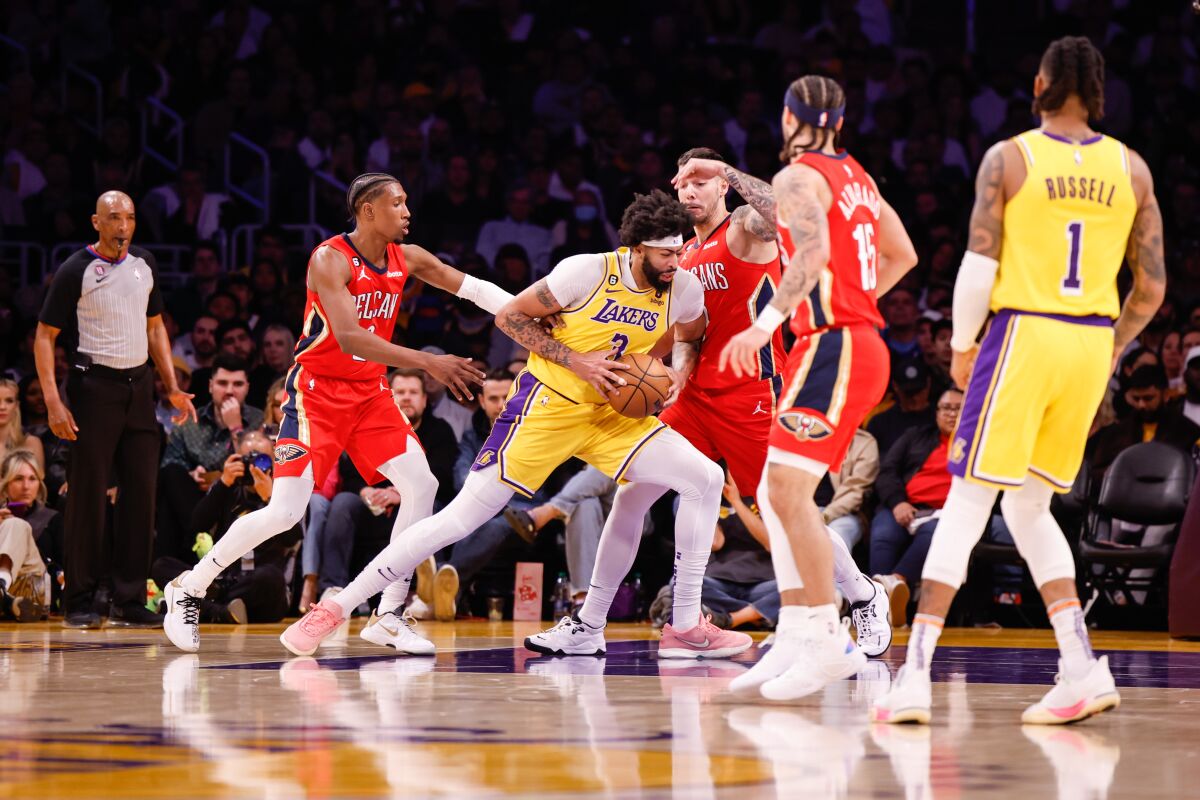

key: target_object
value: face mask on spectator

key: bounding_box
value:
[574,205,598,223]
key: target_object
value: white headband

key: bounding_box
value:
[641,234,683,248]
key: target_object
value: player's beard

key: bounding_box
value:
[644,263,674,291]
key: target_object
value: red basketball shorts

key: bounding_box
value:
[275,364,420,486]
[770,324,889,472]
[660,375,783,495]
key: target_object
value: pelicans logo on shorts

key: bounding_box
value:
[777,412,834,442]
[275,443,308,463]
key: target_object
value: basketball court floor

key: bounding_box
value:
[1,620,1197,798]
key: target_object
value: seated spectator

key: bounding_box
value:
[0,377,44,470]
[1178,346,1200,427]
[869,388,1015,623]
[881,287,922,360]
[927,318,954,394]
[167,242,224,332]
[172,313,219,373]
[866,357,935,456]
[191,319,258,408]
[818,428,880,554]
[141,162,229,243]
[1161,329,1184,398]
[549,188,619,267]
[1089,364,1200,493]
[158,355,263,562]
[262,376,286,434]
[701,475,778,630]
[475,186,551,277]
[420,346,472,441]
[253,323,295,406]
[153,429,297,623]
[0,449,59,621]
[503,464,653,608]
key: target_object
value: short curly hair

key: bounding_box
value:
[617,189,692,247]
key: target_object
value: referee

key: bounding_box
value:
[34,191,197,629]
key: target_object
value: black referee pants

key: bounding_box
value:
[63,363,160,613]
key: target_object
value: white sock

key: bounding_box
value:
[378,574,413,616]
[809,603,840,640]
[776,605,810,639]
[905,614,944,672]
[0,568,12,591]
[578,585,615,629]
[828,526,874,604]
[1047,598,1095,680]
[671,549,708,631]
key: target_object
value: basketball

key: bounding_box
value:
[608,353,672,418]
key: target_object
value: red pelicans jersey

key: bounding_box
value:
[294,234,408,380]
[782,151,885,337]
[679,215,786,389]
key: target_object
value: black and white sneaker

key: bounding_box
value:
[524,616,606,656]
[164,571,204,652]
[849,579,893,657]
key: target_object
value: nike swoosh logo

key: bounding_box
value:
[677,637,710,648]
[605,288,621,293]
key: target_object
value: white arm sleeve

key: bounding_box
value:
[544,253,607,308]
[455,274,513,316]
[669,270,705,326]
[951,251,1000,352]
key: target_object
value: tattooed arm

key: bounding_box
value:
[496,277,629,396]
[725,166,778,241]
[1113,149,1166,354]
[718,164,830,378]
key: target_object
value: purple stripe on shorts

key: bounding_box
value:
[947,315,1015,480]
[994,308,1113,327]
[471,370,538,473]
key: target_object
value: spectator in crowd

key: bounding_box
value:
[1161,329,1185,398]
[1089,364,1200,493]
[867,357,936,456]
[420,346,472,441]
[420,154,489,259]
[191,319,256,407]
[142,162,229,243]
[1177,346,1200,427]
[870,388,1014,624]
[0,449,58,621]
[167,241,224,331]
[475,186,552,276]
[549,188,619,267]
[253,323,295,406]
[172,314,219,374]
[818,428,880,555]
[35,191,194,628]
[0,377,44,470]
[262,376,286,433]
[158,354,262,562]
[17,375,49,442]
[153,428,296,624]
[881,287,922,360]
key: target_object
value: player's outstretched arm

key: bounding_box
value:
[1113,150,1166,359]
[496,279,629,396]
[718,164,830,379]
[874,196,919,295]
[309,246,484,399]
[403,244,514,315]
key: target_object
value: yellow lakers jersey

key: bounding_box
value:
[528,248,673,404]
[992,129,1137,318]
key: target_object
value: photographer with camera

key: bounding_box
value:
[151,428,298,624]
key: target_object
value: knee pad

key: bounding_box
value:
[1000,482,1076,586]
[919,478,998,589]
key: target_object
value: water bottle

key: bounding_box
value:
[552,572,571,619]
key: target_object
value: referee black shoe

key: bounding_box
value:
[63,610,103,629]
[108,602,164,628]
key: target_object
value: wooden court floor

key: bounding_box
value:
[1,620,1198,798]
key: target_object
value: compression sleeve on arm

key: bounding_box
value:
[950,251,1000,352]
[455,274,514,316]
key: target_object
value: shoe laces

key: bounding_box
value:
[300,603,341,635]
[851,601,877,638]
[177,594,202,627]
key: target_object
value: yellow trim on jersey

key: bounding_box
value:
[817,269,835,325]
[296,305,333,358]
[293,365,311,443]
[781,330,824,409]
[827,330,854,425]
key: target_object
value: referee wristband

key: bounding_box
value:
[752,305,787,334]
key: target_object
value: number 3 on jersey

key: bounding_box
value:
[609,333,630,359]
[351,324,376,361]
[852,222,878,291]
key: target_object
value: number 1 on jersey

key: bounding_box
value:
[852,223,878,291]
[1061,220,1084,296]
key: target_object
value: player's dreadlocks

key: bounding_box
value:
[1033,36,1106,121]
[345,172,400,217]
[618,189,693,247]
[780,75,846,162]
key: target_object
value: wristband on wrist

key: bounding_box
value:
[752,304,787,333]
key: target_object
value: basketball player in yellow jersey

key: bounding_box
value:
[873,36,1165,725]
[281,190,753,660]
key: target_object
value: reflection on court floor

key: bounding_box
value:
[0,621,1196,798]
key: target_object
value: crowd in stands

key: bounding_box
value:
[0,1,1197,626]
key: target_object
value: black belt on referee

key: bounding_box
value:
[86,361,150,382]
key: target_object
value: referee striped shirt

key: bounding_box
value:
[39,245,165,369]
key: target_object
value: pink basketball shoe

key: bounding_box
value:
[658,615,753,659]
[280,600,346,656]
